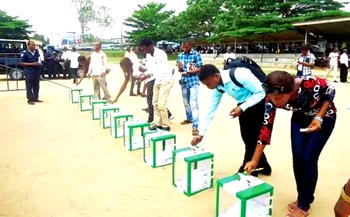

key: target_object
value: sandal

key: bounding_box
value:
[286,206,309,217]
[288,201,298,211]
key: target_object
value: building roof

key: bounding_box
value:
[293,17,350,39]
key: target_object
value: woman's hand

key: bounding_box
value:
[307,119,322,132]
[244,160,258,174]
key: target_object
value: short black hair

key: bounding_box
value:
[140,38,154,47]
[78,55,86,62]
[199,64,220,81]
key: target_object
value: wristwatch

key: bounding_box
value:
[313,116,323,124]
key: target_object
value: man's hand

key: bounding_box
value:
[244,160,258,174]
[229,106,243,118]
[191,135,203,146]
[111,97,118,104]
[178,61,184,71]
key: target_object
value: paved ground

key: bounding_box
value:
[0,64,349,217]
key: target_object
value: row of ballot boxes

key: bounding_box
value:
[70,88,274,216]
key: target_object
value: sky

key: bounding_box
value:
[1,0,349,44]
[1,0,187,44]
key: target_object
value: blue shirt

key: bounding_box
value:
[177,50,203,88]
[21,49,40,73]
[198,68,266,136]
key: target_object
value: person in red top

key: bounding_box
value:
[244,71,336,217]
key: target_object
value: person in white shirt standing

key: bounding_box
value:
[340,49,348,83]
[327,47,340,82]
[139,38,173,131]
[125,47,142,96]
[87,41,111,101]
[66,47,81,84]
[223,46,236,66]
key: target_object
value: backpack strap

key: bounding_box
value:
[229,67,243,88]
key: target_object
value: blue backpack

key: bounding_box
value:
[223,56,266,88]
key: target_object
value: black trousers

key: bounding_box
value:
[146,80,155,122]
[238,99,270,169]
[340,63,348,82]
[25,71,40,101]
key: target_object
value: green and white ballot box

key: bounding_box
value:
[123,120,150,151]
[69,88,83,103]
[100,104,120,128]
[143,131,176,168]
[91,99,107,120]
[215,173,274,217]
[172,147,214,196]
[110,113,133,138]
[79,94,93,111]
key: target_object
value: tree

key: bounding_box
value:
[0,10,31,39]
[71,0,113,41]
[123,2,174,44]
[210,0,347,42]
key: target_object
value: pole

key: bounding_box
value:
[304,29,308,45]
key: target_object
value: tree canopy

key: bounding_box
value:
[123,0,348,44]
[123,2,174,44]
[0,10,31,39]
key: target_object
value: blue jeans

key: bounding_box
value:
[290,113,336,211]
[181,85,199,128]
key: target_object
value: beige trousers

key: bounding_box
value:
[152,79,173,127]
[91,75,111,100]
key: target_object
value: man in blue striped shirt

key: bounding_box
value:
[177,40,203,135]
[191,64,271,176]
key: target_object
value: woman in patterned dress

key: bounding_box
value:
[244,70,337,217]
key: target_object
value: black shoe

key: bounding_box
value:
[149,125,160,130]
[130,93,137,96]
[27,101,35,105]
[161,126,170,131]
[142,108,149,113]
[34,99,43,103]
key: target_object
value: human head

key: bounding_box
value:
[198,64,221,89]
[119,57,133,74]
[263,70,295,108]
[139,38,154,55]
[343,49,347,54]
[78,55,86,64]
[300,44,309,56]
[27,41,36,52]
[182,40,193,53]
[94,41,102,52]
[126,47,131,52]
[333,47,338,52]
[227,46,232,53]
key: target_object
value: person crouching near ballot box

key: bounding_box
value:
[190,64,272,177]
[244,71,337,217]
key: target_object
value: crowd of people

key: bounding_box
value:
[20,39,350,216]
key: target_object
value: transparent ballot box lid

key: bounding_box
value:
[144,131,176,168]
[123,120,150,151]
[110,113,133,138]
[216,173,273,217]
[172,147,214,196]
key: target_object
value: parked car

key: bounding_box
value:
[0,39,27,80]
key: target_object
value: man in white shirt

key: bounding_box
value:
[328,47,340,82]
[67,47,81,84]
[125,47,142,96]
[87,41,111,101]
[140,38,173,131]
[223,46,236,66]
[340,49,349,83]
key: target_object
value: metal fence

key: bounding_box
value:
[0,53,25,92]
